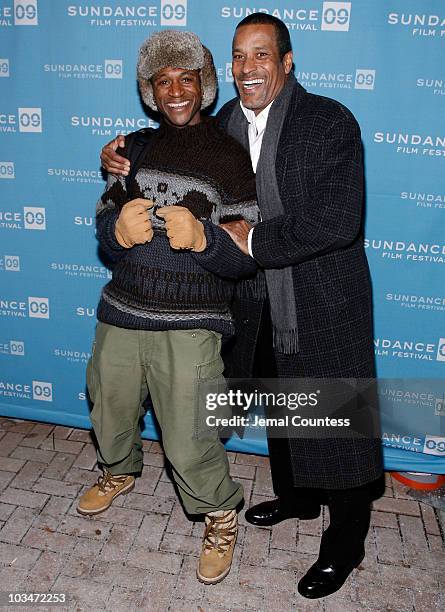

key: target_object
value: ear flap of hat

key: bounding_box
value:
[200,46,217,110]
[139,78,156,111]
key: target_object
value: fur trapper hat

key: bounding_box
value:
[137,30,217,111]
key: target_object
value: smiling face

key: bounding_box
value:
[152,67,202,128]
[232,24,293,115]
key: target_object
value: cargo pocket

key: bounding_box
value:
[194,355,228,440]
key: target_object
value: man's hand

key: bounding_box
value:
[156,206,206,252]
[115,199,154,248]
[101,136,130,176]
[220,220,252,256]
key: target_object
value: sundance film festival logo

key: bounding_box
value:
[0,296,50,320]
[374,337,444,362]
[54,347,91,364]
[388,11,445,38]
[50,262,111,280]
[0,207,46,230]
[66,1,188,27]
[365,238,445,265]
[0,255,20,272]
[48,167,102,185]
[0,59,9,77]
[296,68,375,91]
[0,108,42,133]
[373,131,445,157]
[44,60,123,80]
[0,0,38,27]
[400,191,445,211]
[0,340,24,356]
[0,162,15,178]
[221,2,351,32]
[70,115,156,137]
[385,293,445,313]
[417,77,445,97]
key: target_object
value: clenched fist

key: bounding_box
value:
[156,206,206,252]
[115,198,154,248]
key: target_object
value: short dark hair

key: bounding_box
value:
[235,13,292,60]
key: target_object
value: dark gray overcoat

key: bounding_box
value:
[217,80,383,489]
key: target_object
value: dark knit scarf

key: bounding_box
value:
[226,75,299,354]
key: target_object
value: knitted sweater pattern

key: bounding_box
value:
[96,118,259,335]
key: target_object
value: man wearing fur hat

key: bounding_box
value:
[77,30,260,585]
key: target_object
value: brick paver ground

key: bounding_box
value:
[0,416,444,611]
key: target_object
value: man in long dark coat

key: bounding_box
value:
[100,14,383,599]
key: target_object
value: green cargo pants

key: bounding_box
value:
[86,322,243,515]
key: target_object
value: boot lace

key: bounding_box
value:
[96,471,127,495]
[203,512,237,555]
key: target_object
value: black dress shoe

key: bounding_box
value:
[297,550,365,599]
[244,498,320,527]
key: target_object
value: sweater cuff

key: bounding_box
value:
[99,211,127,254]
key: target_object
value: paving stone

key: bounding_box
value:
[271,517,298,551]
[22,527,77,553]
[241,525,270,566]
[2,421,35,435]
[124,491,174,515]
[72,443,97,470]
[0,457,26,472]
[134,465,163,495]
[57,515,111,540]
[0,566,28,593]
[53,426,74,439]
[142,451,165,467]
[235,453,270,467]
[9,461,46,489]
[154,480,177,498]
[64,466,100,486]
[421,503,441,536]
[0,506,35,544]
[0,470,15,491]
[41,496,72,517]
[374,525,405,566]
[90,560,148,588]
[127,547,183,574]
[93,505,145,528]
[10,446,55,464]
[42,452,76,480]
[229,462,256,479]
[297,534,320,555]
[26,550,65,591]
[33,476,80,498]
[40,437,84,454]
[253,466,274,496]
[100,524,138,562]
[372,496,420,516]
[160,532,202,556]
[0,487,49,509]
[0,502,15,521]
[68,429,94,443]
[139,571,177,612]
[135,512,169,549]
[0,433,26,457]
[370,510,398,529]
[166,503,193,536]
[355,583,414,611]
[52,574,112,609]
[105,586,144,611]
[0,541,41,570]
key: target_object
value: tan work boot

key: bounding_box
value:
[76,469,135,516]
[197,509,238,585]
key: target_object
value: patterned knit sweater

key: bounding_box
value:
[96,118,260,336]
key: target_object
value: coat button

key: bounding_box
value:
[242,319,249,324]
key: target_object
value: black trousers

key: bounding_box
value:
[253,300,379,562]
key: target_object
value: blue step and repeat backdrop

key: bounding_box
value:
[0,1,444,472]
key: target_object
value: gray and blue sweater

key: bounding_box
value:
[96,118,260,337]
